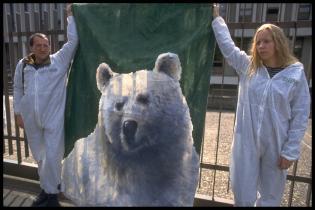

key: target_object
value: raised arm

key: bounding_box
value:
[52,3,79,70]
[211,3,250,76]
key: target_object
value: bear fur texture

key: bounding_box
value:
[61,53,200,206]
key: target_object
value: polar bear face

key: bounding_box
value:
[96,53,191,159]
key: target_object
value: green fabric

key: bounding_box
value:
[65,3,215,157]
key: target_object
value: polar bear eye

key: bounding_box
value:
[115,101,124,111]
[136,93,149,105]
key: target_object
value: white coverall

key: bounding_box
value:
[212,16,310,206]
[13,16,78,194]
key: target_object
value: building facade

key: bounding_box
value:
[3,3,312,88]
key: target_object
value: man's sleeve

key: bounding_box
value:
[13,60,24,115]
[53,16,79,70]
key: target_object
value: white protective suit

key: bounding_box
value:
[13,16,78,194]
[212,17,310,206]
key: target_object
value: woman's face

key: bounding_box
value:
[256,29,276,64]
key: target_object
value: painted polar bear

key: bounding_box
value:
[61,53,200,206]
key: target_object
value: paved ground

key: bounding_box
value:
[3,174,235,207]
[3,175,75,207]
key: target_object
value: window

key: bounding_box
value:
[24,3,29,12]
[42,3,47,12]
[297,4,311,20]
[219,4,227,19]
[235,38,252,54]
[239,3,253,22]
[266,5,279,22]
[213,47,223,68]
[4,43,10,68]
[293,38,303,60]
[58,41,65,49]
[34,4,39,12]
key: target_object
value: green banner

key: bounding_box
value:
[65,3,215,157]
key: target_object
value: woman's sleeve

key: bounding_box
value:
[281,68,311,160]
[212,16,251,76]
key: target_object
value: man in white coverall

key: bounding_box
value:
[13,4,78,207]
[211,4,310,206]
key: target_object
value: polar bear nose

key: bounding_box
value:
[123,120,138,139]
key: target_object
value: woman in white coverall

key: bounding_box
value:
[211,4,310,206]
[13,4,78,207]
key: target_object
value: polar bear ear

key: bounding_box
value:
[96,63,115,91]
[153,52,182,81]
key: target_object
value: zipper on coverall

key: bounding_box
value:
[34,71,41,126]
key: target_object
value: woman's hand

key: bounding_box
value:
[212,3,220,18]
[278,156,294,170]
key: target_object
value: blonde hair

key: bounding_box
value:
[248,23,298,77]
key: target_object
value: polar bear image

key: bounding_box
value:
[61,53,200,206]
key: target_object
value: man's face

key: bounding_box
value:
[30,36,50,63]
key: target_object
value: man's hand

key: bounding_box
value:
[212,3,220,18]
[15,114,24,129]
[278,156,294,170]
[67,3,73,17]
